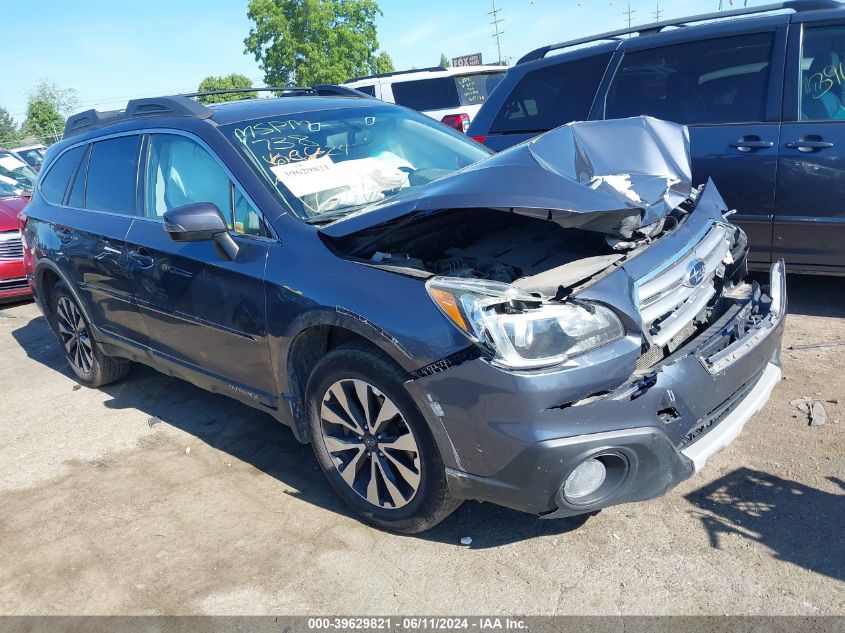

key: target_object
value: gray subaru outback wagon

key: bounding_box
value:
[22,92,785,533]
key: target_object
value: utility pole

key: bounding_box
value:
[489,0,505,65]
[623,2,636,29]
[652,3,663,22]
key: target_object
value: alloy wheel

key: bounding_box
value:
[319,379,421,509]
[56,296,94,374]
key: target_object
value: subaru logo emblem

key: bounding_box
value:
[684,259,706,288]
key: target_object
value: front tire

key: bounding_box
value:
[49,281,131,387]
[306,343,460,533]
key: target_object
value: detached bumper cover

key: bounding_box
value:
[408,261,786,517]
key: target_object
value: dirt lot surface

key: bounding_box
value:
[0,274,842,616]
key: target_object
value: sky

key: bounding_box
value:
[1,0,726,126]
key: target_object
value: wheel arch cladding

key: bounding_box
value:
[284,320,412,443]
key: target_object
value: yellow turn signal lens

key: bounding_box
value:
[429,288,469,333]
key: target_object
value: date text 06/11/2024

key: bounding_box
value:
[306,617,529,630]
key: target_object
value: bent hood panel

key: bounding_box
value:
[320,116,693,239]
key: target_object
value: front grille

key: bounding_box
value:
[635,222,733,348]
[0,230,23,261]
[0,277,27,291]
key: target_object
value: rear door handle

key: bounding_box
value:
[785,136,834,152]
[128,248,155,269]
[730,136,775,152]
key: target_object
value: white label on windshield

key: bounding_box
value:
[0,155,27,171]
[270,155,352,197]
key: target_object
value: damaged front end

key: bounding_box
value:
[324,116,786,518]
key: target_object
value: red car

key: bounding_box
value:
[0,194,30,303]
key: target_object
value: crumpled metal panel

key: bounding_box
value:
[321,116,694,240]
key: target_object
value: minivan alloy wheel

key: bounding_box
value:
[56,296,94,374]
[319,378,421,509]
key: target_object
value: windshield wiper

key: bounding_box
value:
[304,201,380,225]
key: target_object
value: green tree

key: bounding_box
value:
[27,79,78,115]
[439,52,451,68]
[19,80,78,144]
[197,73,257,104]
[22,99,65,144]
[0,107,21,147]
[244,0,384,85]
[373,51,394,74]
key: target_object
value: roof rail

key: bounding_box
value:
[62,85,367,139]
[63,96,212,138]
[518,0,843,64]
[344,66,447,84]
[178,86,317,99]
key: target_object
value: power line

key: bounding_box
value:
[488,0,505,65]
[623,2,637,29]
[652,3,663,22]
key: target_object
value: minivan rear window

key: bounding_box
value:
[490,53,612,134]
[392,72,506,111]
[85,136,140,215]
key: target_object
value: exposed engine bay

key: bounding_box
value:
[328,197,696,294]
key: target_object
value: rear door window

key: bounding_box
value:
[490,53,612,134]
[40,145,85,204]
[391,77,459,110]
[455,72,506,105]
[85,136,140,214]
[355,84,376,97]
[605,32,775,124]
[67,145,90,208]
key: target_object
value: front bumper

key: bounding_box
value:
[406,261,786,517]
[0,259,31,303]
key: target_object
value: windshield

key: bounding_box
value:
[0,151,37,194]
[16,148,45,168]
[221,105,491,222]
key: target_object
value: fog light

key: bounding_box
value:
[563,458,607,501]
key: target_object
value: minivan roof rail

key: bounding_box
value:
[63,85,364,138]
[517,0,843,64]
[345,66,447,84]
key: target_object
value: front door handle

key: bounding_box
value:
[730,136,775,152]
[128,248,155,269]
[785,135,834,152]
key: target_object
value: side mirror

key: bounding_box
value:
[162,202,239,260]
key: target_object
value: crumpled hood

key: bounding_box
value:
[320,116,693,239]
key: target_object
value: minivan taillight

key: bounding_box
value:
[441,113,470,134]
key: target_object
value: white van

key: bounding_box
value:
[345,66,506,133]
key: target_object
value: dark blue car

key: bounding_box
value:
[21,93,785,533]
[468,0,845,275]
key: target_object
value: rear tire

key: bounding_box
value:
[306,342,460,533]
[49,281,131,387]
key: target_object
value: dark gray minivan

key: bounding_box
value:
[468,0,845,275]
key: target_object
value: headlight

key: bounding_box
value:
[426,277,624,369]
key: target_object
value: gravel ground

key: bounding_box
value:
[0,274,842,615]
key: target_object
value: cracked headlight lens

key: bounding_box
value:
[426,277,624,369]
